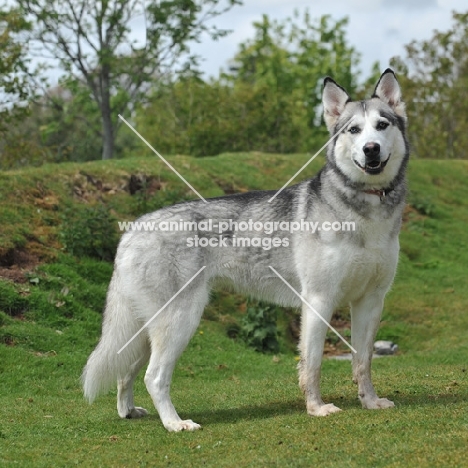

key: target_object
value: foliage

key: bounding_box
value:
[390,11,468,159]
[0,281,29,316]
[1,79,103,165]
[137,74,309,157]
[138,12,360,157]
[16,0,241,160]
[0,7,32,121]
[227,12,360,132]
[33,77,103,163]
[240,300,280,353]
[0,74,139,167]
[0,122,50,169]
[131,186,192,217]
[0,7,42,168]
[2,7,468,165]
[59,204,119,261]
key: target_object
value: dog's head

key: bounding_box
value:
[322,69,408,188]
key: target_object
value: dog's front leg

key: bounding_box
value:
[350,294,395,410]
[298,298,341,416]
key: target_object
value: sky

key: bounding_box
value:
[181,0,466,80]
[39,0,467,86]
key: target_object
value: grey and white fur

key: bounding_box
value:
[82,69,409,431]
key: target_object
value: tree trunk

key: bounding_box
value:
[101,108,114,160]
[101,66,114,160]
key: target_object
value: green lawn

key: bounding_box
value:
[1,154,467,467]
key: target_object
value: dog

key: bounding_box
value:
[82,69,409,432]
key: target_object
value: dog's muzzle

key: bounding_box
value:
[355,142,389,175]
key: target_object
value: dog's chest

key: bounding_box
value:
[295,213,400,302]
[330,218,399,300]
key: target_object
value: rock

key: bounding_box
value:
[374,340,398,355]
[327,341,399,360]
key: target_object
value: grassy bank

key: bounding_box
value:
[1,153,467,466]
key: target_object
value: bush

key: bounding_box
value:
[59,204,118,261]
[0,281,29,317]
[240,300,280,353]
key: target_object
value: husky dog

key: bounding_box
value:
[82,69,409,432]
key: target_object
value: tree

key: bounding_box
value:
[137,72,308,157]
[224,12,361,150]
[17,0,241,160]
[0,7,45,169]
[390,11,468,159]
[0,7,33,129]
[31,77,103,162]
[138,11,361,157]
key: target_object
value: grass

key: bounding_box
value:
[1,153,468,466]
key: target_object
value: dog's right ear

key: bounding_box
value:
[372,68,406,120]
[322,77,351,132]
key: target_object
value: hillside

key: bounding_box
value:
[1,153,467,466]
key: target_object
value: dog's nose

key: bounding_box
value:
[363,142,380,159]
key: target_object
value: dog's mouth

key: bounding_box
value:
[354,156,390,175]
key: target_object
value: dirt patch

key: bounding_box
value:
[28,182,58,205]
[215,178,251,195]
[128,174,164,195]
[0,248,41,284]
[402,203,426,225]
[72,171,130,202]
[70,171,166,202]
[213,178,244,195]
[0,335,16,346]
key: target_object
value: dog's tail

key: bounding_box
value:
[81,275,146,403]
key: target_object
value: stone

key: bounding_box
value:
[374,340,398,355]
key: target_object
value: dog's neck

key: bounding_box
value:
[363,188,392,200]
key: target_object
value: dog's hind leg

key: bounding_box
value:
[117,344,151,419]
[298,297,342,416]
[351,293,395,410]
[144,290,207,432]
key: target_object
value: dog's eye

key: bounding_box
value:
[377,121,389,130]
[349,126,360,134]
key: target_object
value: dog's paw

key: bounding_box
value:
[362,397,395,410]
[164,419,201,432]
[308,403,342,417]
[125,407,149,419]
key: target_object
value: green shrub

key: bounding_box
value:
[240,300,280,353]
[59,204,118,261]
[132,187,192,217]
[0,281,29,317]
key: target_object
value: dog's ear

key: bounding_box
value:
[322,77,351,132]
[373,68,406,120]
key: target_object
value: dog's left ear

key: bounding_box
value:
[373,68,406,120]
